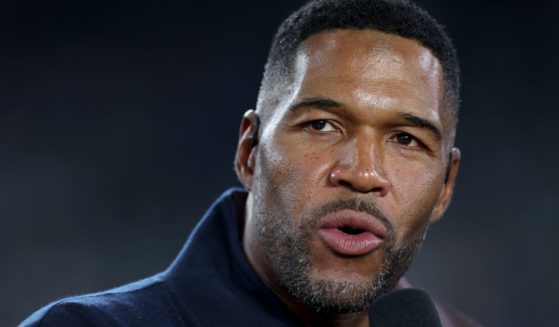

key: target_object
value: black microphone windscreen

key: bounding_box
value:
[369,288,442,327]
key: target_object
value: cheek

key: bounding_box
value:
[255,137,333,222]
[384,156,443,237]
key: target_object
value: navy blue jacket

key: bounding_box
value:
[21,189,480,326]
[21,189,300,326]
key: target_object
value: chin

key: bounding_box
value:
[310,266,376,284]
[295,276,384,314]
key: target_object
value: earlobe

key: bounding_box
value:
[234,110,259,191]
[430,147,461,224]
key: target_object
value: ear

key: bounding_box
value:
[430,147,461,224]
[234,110,259,191]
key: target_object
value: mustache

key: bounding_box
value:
[307,198,395,237]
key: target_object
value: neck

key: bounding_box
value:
[280,295,370,327]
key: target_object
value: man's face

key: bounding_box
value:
[237,29,459,313]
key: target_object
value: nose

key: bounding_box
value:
[328,136,391,196]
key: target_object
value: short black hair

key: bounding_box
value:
[257,0,460,139]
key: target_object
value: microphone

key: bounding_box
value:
[369,288,442,327]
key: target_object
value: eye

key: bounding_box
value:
[394,133,420,147]
[307,120,337,132]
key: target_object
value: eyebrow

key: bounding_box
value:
[288,97,442,140]
[399,112,442,140]
[288,97,343,113]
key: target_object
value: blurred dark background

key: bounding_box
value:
[1,0,557,326]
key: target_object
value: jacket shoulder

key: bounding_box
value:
[20,276,184,327]
[20,299,119,326]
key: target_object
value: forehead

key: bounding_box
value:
[286,29,444,125]
[301,29,441,75]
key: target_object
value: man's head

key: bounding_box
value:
[258,0,460,145]
[235,0,461,317]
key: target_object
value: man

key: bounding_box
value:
[21,0,481,326]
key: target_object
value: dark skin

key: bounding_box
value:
[235,29,461,327]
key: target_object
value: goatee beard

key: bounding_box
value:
[257,198,427,314]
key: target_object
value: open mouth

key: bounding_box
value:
[338,226,366,235]
[317,210,387,256]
